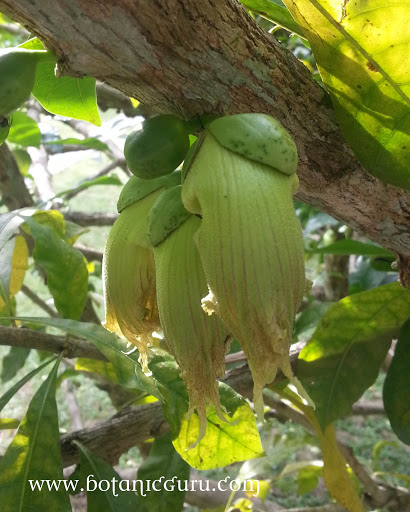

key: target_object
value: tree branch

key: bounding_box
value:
[0,325,108,361]
[64,211,117,226]
[0,0,409,260]
[0,144,34,210]
[74,243,103,262]
[20,284,59,317]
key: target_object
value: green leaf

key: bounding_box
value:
[21,37,101,126]
[136,432,190,512]
[44,137,109,151]
[13,317,264,470]
[309,239,393,258]
[282,0,410,189]
[7,112,41,147]
[24,217,89,319]
[0,418,20,430]
[64,221,89,245]
[383,318,410,445]
[294,302,331,339]
[0,358,55,413]
[34,68,101,126]
[0,356,71,511]
[1,346,30,383]
[32,210,66,238]
[239,0,305,38]
[297,464,322,495]
[73,442,140,511]
[298,282,410,428]
[14,317,145,389]
[13,148,32,176]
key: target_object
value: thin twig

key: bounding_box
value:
[0,325,107,361]
[21,285,59,317]
[64,158,126,201]
[74,243,103,262]
[64,211,117,226]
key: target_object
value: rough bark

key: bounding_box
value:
[0,144,34,210]
[0,0,409,261]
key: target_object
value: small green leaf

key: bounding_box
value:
[137,432,190,512]
[7,112,41,147]
[239,0,305,38]
[0,357,55,413]
[297,464,322,495]
[21,37,101,126]
[34,66,101,126]
[383,318,410,445]
[74,442,140,511]
[44,137,109,151]
[0,356,71,511]
[13,148,32,176]
[309,239,393,258]
[64,221,89,245]
[1,346,30,383]
[298,282,410,428]
[24,217,89,319]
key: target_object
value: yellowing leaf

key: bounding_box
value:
[318,424,364,512]
[0,236,28,310]
[283,0,410,189]
[301,403,364,512]
[173,400,264,470]
[32,210,65,238]
[75,358,119,383]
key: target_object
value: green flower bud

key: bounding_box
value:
[103,173,179,371]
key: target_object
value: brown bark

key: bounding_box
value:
[0,325,108,361]
[0,144,34,210]
[0,0,409,260]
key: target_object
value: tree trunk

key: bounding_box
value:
[1,0,410,264]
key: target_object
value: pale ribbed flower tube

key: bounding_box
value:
[149,187,230,444]
[102,172,180,371]
[181,114,312,418]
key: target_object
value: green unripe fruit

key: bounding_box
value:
[0,49,40,116]
[124,114,190,180]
